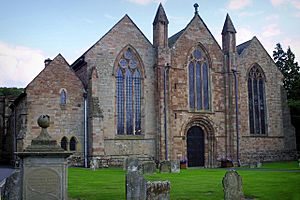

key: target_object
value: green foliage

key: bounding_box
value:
[273,44,300,104]
[0,87,23,97]
[68,161,300,200]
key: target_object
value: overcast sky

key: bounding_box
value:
[1,0,300,87]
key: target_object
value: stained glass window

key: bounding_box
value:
[188,47,210,111]
[116,47,142,135]
[248,65,267,135]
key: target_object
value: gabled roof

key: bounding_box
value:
[222,14,236,35]
[153,3,169,25]
[168,14,222,51]
[72,14,152,68]
[237,39,252,55]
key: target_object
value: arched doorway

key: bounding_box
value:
[187,126,205,167]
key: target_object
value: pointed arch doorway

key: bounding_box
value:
[187,126,205,167]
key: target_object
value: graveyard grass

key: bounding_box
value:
[68,161,300,200]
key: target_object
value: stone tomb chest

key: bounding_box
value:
[17,115,71,200]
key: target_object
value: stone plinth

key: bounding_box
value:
[16,115,72,200]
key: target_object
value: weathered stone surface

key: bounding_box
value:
[142,161,157,174]
[170,160,180,173]
[146,181,170,200]
[3,170,21,200]
[222,170,244,200]
[159,161,171,173]
[124,156,139,172]
[126,171,147,200]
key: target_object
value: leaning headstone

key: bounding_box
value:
[2,170,21,200]
[126,171,147,200]
[146,181,170,200]
[160,161,171,173]
[16,115,72,200]
[124,156,139,172]
[170,160,180,173]
[142,161,156,174]
[222,170,244,200]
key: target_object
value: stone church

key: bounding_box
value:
[6,4,297,167]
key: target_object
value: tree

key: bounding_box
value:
[273,43,300,104]
[0,87,23,97]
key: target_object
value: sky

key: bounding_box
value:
[0,0,300,88]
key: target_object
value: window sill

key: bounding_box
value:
[188,110,214,114]
[114,135,145,140]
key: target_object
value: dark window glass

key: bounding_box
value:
[60,90,66,105]
[70,137,76,151]
[188,48,210,111]
[248,65,267,135]
[115,47,142,135]
[116,69,124,134]
[61,137,67,151]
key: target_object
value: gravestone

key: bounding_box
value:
[142,161,156,174]
[159,161,171,173]
[16,115,72,200]
[2,170,21,200]
[146,181,170,200]
[298,159,300,168]
[124,156,139,172]
[256,162,262,168]
[170,160,180,173]
[222,170,244,200]
[126,171,147,200]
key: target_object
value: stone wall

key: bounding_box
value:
[16,55,85,160]
[237,37,297,163]
[166,15,225,166]
[83,15,157,162]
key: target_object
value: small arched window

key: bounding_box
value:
[188,47,210,110]
[69,137,77,151]
[61,137,68,151]
[60,89,67,105]
[248,64,267,135]
[116,47,142,135]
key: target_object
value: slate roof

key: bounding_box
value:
[168,29,185,48]
[236,39,252,55]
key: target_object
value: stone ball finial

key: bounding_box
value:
[37,115,50,128]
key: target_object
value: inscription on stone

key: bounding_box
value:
[26,168,61,199]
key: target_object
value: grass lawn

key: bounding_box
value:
[68,161,300,200]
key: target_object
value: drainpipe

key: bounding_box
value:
[232,69,241,166]
[13,107,17,163]
[164,63,170,160]
[83,92,88,168]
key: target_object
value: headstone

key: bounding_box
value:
[298,159,300,168]
[124,156,139,172]
[222,170,244,200]
[142,161,156,174]
[170,160,180,173]
[126,171,146,200]
[159,161,171,173]
[2,170,21,200]
[256,162,262,168]
[16,115,72,200]
[146,181,170,200]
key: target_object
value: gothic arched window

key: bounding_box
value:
[69,137,77,151]
[116,47,142,135]
[188,47,210,110]
[61,136,68,151]
[60,89,67,105]
[248,64,267,135]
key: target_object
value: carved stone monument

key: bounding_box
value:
[222,170,244,200]
[159,161,171,173]
[16,115,72,200]
[126,171,147,200]
[124,156,139,172]
[170,160,180,173]
[141,161,156,174]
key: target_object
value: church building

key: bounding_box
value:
[6,4,297,167]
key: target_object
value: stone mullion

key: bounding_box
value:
[257,78,262,135]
